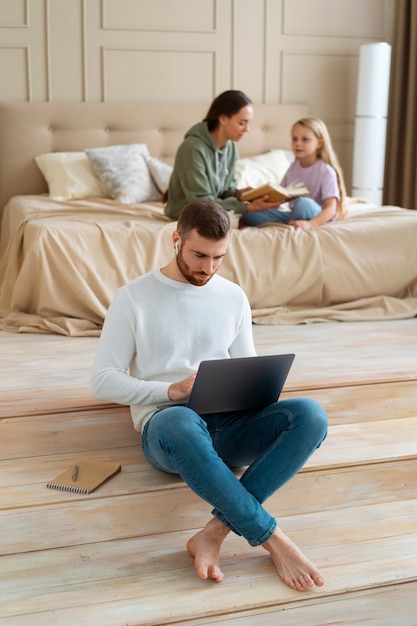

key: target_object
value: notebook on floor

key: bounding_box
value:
[157,353,295,414]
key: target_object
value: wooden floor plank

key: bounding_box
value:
[2,440,416,520]
[2,319,417,418]
[4,412,417,470]
[172,583,417,626]
[0,332,107,417]
[2,463,417,555]
[306,416,417,469]
[1,500,416,625]
[282,379,417,423]
[1,416,416,511]
[1,319,417,625]
[2,456,415,521]
[1,406,136,461]
[254,318,417,390]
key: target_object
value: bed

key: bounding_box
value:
[0,101,417,336]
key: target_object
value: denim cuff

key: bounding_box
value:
[211,508,277,547]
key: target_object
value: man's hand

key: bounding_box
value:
[168,373,197,401]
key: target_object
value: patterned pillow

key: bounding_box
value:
[145,156,173,194]
[85,144,162,203]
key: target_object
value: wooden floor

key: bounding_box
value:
[1,319,417,625]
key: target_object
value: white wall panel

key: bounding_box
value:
[46,0,84,100]
[102,0,216,32]
[0,0,397,188]
[232,0,267,102]
[282,52,357,122]
[283,0,387,38]
[0,47,29,99]
[0,0,27,27]
[103,49,215,102]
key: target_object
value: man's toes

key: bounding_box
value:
[208,565,224,582]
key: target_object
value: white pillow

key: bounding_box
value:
[35,152,107,200]
[85,144,161,204]
[145,156,173,194]
[235,149,294,188]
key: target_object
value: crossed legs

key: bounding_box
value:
[241,197,322,227]
[142,398,328,590]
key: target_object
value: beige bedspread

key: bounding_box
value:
[1,195,417,335]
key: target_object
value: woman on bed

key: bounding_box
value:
[164,90,279,220]
[241,116,347,229]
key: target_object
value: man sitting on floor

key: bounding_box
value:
[91,199,328,591]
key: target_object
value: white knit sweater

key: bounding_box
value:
[91,269,256,431]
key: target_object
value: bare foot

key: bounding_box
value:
[187,518,230,582]
[263,527,325,591]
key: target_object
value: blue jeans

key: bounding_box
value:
[242,197,322,226]
[142,398,328,546]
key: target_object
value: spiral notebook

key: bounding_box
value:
[47,460,121,494]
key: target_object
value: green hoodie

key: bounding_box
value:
[164,121,248,219]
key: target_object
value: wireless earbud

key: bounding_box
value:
[174,241,179,254]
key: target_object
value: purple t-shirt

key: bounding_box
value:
[281,159,339,208]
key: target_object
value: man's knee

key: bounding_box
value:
[301,398,328,443]
[281,397,328,441]
[152,407,207,442]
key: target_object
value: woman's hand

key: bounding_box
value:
[246,195,281,212]
[235,187,252,201]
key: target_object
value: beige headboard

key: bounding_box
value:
[0,101,309,217]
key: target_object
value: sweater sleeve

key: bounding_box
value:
[228,292,257,358]
[90,288,170,406]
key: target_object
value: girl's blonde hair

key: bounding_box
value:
[292,117,347,219]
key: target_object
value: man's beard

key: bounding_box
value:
[176,249,214,286]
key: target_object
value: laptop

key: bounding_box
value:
[157,353,295,414]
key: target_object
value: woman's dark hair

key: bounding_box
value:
[177,200,231,241]
[203,90,252,132]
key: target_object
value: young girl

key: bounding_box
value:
[241,117,347,228]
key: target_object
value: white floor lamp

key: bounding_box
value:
[352,42,392,205]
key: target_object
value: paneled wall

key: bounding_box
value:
[0,0,395,191]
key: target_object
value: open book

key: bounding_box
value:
[241,181,309,204]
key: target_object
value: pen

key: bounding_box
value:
[72,465,78,482]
